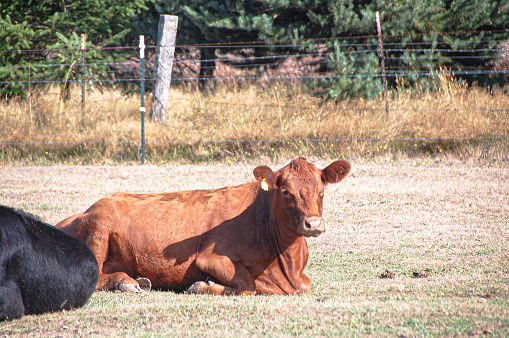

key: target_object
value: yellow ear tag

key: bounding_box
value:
[261,178,269,191]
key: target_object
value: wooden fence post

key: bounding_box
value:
[150,15,178,123]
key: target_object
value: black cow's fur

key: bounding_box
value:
[0,205,98,321]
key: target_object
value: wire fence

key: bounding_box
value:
[2,30,509,85]
[1,29,508,158]
[2,49,508,84]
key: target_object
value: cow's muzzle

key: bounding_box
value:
[300,217,325,237]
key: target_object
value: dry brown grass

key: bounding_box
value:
[0,74,508,164]
[1,160,508,336]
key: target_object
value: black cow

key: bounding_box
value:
[0,205,99,321]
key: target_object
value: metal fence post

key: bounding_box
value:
[81,34,86,129]
[140,35,146,164]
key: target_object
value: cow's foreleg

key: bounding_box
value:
[96,272,141,292]
[299,273,311,294]
[190,251,256,295]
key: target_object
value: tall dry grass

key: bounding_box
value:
[0,74,508,164]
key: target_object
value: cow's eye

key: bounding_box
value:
[281,189,290,196]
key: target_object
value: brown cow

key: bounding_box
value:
[56,158,350,295]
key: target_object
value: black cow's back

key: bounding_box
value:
[0,206,99,321]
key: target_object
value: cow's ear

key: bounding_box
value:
[253,165,277,185]
[322,160,351,184]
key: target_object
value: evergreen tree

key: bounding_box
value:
[0,16,35,97]
[0,0,152,98]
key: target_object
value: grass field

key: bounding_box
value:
[1,159,508,336]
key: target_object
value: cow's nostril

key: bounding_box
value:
[305,219,322,230]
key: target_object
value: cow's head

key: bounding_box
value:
[253,157,350,238]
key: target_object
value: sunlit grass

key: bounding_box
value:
[1,162,508,336]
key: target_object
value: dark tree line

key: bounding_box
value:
[1,0,508,99]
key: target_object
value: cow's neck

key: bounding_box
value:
[274,229,307,292]
[254,188,307,292]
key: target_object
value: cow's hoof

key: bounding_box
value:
[187,281,214,294]
[187,281,206,294]
[136,277,152,292]
[118,283,143,293]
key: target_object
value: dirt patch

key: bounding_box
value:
[412,269,432,278]
[380,270,395,279]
